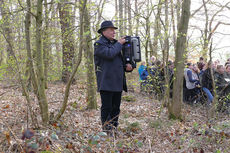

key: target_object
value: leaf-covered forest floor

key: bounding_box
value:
[0,75,230,153]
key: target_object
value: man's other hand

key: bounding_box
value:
[118,37,126,45]
[126,63,133,71]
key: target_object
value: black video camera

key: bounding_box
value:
[122,36,141,72]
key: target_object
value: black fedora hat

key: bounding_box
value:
[97,21,118,34]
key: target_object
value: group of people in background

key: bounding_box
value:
[138,56,174,98]
[138,56,230,111]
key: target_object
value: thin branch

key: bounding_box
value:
[191,0,210,17]
[17,0,37,17]
[0,120,24,151]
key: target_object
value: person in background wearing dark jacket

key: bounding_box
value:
[225,64,230,80]
[94,21,133,135]
[214,65,230,96]
[197,57,205,71]
[201,61,214,104]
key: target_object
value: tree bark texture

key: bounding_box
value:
[59,0,75,83]
[36,0,49,124]
[169,0,191,120]
[83,0,97,109]
[0,0,14,59]
[152,0,163,58]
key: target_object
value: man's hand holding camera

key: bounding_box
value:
[118,36,134,72]
[118,37,126,45]
[126,63,133,71]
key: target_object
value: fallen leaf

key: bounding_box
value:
[3,104,10,109]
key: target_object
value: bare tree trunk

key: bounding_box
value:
[176,0,181,29]
[24,0,39,127]
[51,4,62,75]
[170,0,177,50]
[145,18,149,65]
[124,0,128,35]
[36,0,49,124]
[127,0,132,35]
[135,0,139,36]
[0,48,3,65]
[208,41,217,118]
[152,0,162,58]
[119,0,124,36]
[59,0,75,83]
[83,1,97,110]
[202,0,209,59]
[43,0,51,88]
[0,0,14,59]
[163,0,170,107]
[115,0,118,27]
[169,0,191,120]
[147,0,153,57]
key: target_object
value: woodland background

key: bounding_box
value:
[0,0,230,152]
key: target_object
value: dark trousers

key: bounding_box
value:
[100,90,122,131]
[187,88,200,103]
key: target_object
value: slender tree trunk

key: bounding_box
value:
[176,0,181,29]
[43,0,51,88]
[83,0,97,109]
[163,0,170,106]
[51,4,62,76]
[127,0,132,35]
[0,0,14,59]
[135,0,140,36]
[169,0,191,120]
[115,0,118,27]
[36,0,49,124]
[147,0,154,57]
[208,41,217,118]
[25,0,39,127]
[152,0,162,58]
[59,0,75,83]
[145,19,149,65]
[170,0,177,50]
[124,0,128,35]
[119,0,124,36]
[202,0,209,59]
[25,0,39,96]
[0,48,3,65]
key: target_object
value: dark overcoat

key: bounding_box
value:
[94,36,127,92]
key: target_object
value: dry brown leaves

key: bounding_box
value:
[0,80,230,152]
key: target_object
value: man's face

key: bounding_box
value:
[169,64,174,69]
[219,66,225,74]
[102,28,116,40]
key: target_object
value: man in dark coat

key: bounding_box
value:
[94,21,133,135]
[214,65,230,96]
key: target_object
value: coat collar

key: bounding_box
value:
[100,35,117,44]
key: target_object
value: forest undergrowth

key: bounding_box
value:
[0,79,230,153]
